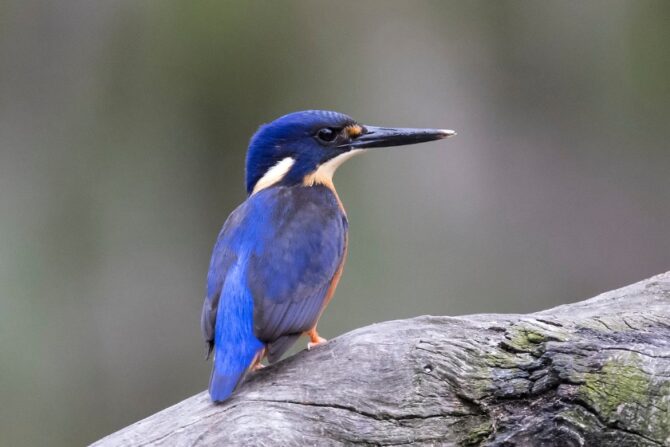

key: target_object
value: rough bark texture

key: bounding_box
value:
[92,272,670,446]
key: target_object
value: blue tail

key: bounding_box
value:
[209,265,264,402]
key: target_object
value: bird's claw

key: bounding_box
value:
[307,336,327,350]
[249,347,266,372]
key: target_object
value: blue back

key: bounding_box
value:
[201,184,348,401]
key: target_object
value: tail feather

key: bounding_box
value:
[209,264,264,402]
[209,330,263,402]
[209,365,248,403]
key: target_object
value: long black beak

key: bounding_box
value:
[344,126,456,149]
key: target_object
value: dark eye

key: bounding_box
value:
[316,127,338,143]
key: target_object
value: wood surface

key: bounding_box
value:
[92,272,670,446]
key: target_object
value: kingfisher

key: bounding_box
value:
[201,110,455,402]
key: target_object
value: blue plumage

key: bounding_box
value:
[203,185,347,401]
[201,110,454,402]
[245,110,356,194]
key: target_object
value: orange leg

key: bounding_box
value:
[306,327,327,350]
[249,347,267,371]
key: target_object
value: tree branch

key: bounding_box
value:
[92,272,670,446]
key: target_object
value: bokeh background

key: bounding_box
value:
[1,1,669,445]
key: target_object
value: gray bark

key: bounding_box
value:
[92,272,670,446]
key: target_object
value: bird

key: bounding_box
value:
[201,110,455,402]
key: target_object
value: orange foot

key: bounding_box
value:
[306,328,328,350]
[250,347,266,371]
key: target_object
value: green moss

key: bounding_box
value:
[580,360,647,416]
[461,420,493,446]
[505,329,538,352]
[504,326,551,353]
[526,331,545,344]
[578,354,670,442]
[485,350,525,368]
[502,321,569,354]
[468,368,495,399]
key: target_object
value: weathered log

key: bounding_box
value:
[92,272,670,446]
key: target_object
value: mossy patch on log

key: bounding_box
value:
[578,352,670,443]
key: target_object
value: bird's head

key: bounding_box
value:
[245,110,455,195]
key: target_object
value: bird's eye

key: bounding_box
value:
[316,128,338,143]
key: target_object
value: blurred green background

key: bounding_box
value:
[1,1,669,445]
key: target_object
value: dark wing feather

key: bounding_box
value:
[266,334,301,363]
[247,186,347,358]
[200,207,245,357]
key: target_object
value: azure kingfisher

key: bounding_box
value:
[201,110,455,402]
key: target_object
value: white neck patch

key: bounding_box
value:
[252,157,295,194]
[304,149,365,187]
